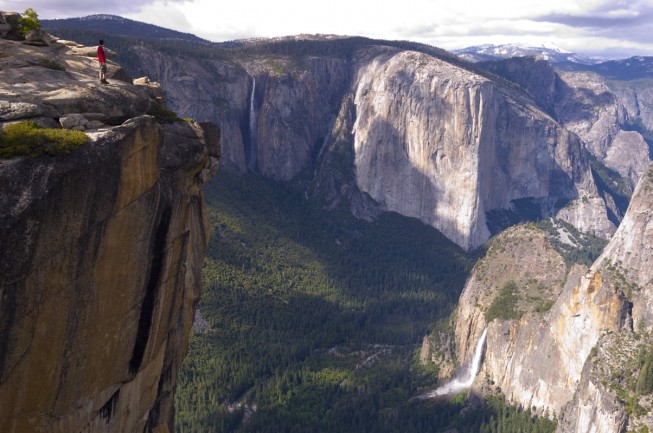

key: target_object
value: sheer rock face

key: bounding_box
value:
[126,45,252,173]
[453,225,568,363]
[126,43,615,250]
[592,164,653,331]
[610,81,653,132]
[0,33,220,433]
[555,71,651,188]
[350,50,607,250]
[604,130,650,189]
[128,46,351,180]
[0,117,220,433]
[453,241,630,420]
[556,333,631,433]
[451,164,653,432]
[477,269,628,416]
[450,226,626,416]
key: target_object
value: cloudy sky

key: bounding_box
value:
[7,0,653,58]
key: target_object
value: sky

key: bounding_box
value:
[6,0,653,58]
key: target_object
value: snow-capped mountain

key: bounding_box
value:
[454,43,602,65]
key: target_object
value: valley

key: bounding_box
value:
[174,169,558,433]
[1,12,651,433]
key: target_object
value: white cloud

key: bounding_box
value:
[13,0,653,57]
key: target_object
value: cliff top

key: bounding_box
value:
[0,22,164,145]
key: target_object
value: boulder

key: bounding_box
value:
[108,65,133,83]
[134,76,165,104]
[59,113,87,129]
[86,120,105,129]
[0,100,42,120]
[0,12,22,40]
[23,29,48,47]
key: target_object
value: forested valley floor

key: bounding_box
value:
[175,170,557,433]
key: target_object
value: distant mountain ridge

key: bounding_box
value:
[455,43,602,65]
[41,14,209,43]
[456,43,653,80]
[578,55,653,80]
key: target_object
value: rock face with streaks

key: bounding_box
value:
[121,40,618,250]
[555,70,651,189]
[0,31,220,433]
[447,163,653,432]
[128,46,351,180]
[348,50,611,250]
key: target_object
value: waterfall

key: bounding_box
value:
[247,73,257,171]
[421,328,488,398]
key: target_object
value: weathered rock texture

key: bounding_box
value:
[447,163,653,432]
[0,32,220,433]
[128,47,351,180]
[592,165,653,333]
[453,225,568,363]
[0,37,148,129]
[555,70,651,188]
[349,50,610,250]
[120,40,618,250]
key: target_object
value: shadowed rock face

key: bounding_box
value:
[349,50,610,250]
[130,43,616,250]
[0,32,220,433]
[555,71,651,188]
[448,164,653,432]
[128,47,352,180]
[0,117,220,433]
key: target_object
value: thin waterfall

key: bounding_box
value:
[247,72,257,171]
[420,328,488,398]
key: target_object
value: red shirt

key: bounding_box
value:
[98,45,106,63]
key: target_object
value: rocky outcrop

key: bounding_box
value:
[0,37,148,129]
[0,12,22,40]
[447,164,653,431]
[125,44,252,173]
[453,225,568,362]
[592,164,653,332]
[127,46,351,180]
[477,268,629,416]
[349,50,610,250]
[603,130,650,189]
[118,38,618,250]
[556,333,632,433]
[555,71,651,189]
[609,79,653,132]
[0,32,220,433]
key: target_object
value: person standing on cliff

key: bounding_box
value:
[97,39,108,84]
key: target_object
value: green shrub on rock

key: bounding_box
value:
[18,8,41,36]
[147,102,181,123]
[485,280,522,322]
[0,120,88,158]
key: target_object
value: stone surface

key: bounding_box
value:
[604,130,650,189]
[453,225,568,363]
[0,12,22,40]
[0,38,150,125]
[592,163,653,332]
[555,70,651,188]
[0,116,220,433]
[0,100,42,120]
[120,40,626,250]
[446,163,653,432]
[0,33,221,433]
[349,50,611,250]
